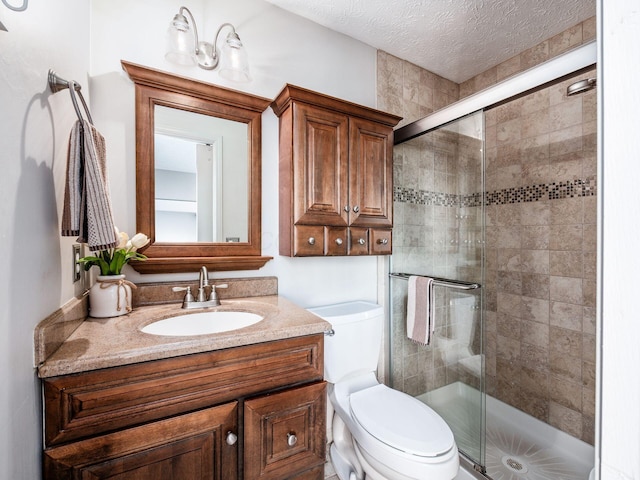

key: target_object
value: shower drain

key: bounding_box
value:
[501,455,529,474]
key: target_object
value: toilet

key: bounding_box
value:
[308,301,459,480]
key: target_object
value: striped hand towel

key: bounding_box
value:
[407,276,434,346]
[61,120,118,251]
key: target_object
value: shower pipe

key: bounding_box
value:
[389,272,480,290]
[395,40,596,144]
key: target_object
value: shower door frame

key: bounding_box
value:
[387,39,597,475]
[394,41,596,145]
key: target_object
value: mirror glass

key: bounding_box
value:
[154,106,248,243]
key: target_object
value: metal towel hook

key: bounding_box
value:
[48,70,93,125]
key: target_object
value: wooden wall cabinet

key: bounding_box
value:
[272,84,401,257]
[42,335,326,480]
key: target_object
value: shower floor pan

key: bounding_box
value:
[420,382,594,480]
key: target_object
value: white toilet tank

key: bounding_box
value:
[307,301,384,384]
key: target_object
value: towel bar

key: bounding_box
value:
[48,70,94,125]
[389,272,480,290]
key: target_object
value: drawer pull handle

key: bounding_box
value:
[287,432,298,447]
[226,431,238,446]
[308,237,315,245]
[377,238,389,245]
[335,238,343,246]
[358,238,366,245]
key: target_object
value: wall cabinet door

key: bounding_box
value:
[348,117,393,228]
[292,103,349,227]
[244,382,326,480]
[44,402,238,480]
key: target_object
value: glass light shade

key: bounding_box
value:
[165,20,196,66]
[219,33,251,82]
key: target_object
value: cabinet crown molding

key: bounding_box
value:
[271,83,402,127]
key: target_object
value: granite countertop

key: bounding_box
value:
[37,295,331,378]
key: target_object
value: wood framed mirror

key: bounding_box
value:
[122,61,272,273]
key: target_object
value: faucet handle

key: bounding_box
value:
[172,286,195,303]
[208,283,228,303]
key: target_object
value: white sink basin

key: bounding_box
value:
[141,311,264,336]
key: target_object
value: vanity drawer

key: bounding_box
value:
[43,335,323,447]
[244,382,326,480]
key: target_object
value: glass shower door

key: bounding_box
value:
[389,111,486,469]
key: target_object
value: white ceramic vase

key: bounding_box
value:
[89,274,133,318]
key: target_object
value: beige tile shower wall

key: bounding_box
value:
[377,51,461,278]
[459,17,596,98]
[378,52,464,397]
[484,67,596,445]
[379,17,596,445]
[377,51,459,128]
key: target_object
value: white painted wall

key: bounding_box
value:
[598,1,640,479]
[0,1,90,477]
[89,0,380,308]
[0,1,379,475]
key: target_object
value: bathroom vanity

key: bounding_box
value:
[36,288,331,480]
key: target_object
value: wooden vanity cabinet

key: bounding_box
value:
[42,335,326,480]
[272,84,401,257]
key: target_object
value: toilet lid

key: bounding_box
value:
[349,384,455,457]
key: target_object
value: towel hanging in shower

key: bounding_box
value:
[406,275,434,346]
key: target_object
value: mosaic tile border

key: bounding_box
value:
[394,177,597,207]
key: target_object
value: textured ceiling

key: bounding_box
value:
[265,0,596,83]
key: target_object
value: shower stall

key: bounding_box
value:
[388,42,597,479]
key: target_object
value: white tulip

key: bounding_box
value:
[116,229,129,249]
[130,232,150,249]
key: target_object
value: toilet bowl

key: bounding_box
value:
[308,301,459,480]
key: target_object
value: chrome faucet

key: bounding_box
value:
[197,266,209,302]
[172,266,228,309]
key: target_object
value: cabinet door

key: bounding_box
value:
[348,117,393,227]
[293,103,349,226]
[244,382,326,480]
[44,402,238,480]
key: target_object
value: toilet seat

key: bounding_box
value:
[350,384,455,458]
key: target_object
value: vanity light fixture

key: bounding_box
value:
[165,6,251,82]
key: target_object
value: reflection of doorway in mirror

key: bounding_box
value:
[154,134,222,242]
[196,142,223,242]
